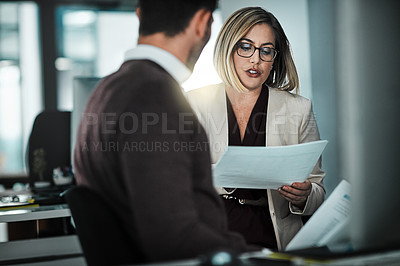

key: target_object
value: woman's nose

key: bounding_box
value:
[250,50,261,63]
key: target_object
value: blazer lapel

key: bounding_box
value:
[266,88,287,147]
[207,84,229,164]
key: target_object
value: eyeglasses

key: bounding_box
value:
[236,42,278,62]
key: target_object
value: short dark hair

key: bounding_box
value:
[138,0,217,37]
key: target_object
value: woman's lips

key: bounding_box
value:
[246,69,261,78]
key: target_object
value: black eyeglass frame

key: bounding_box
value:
[235,42,278,62]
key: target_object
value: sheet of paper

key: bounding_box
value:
[285,179,351,251]
[212,140,328,189]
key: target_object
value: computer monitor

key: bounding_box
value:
[71,77,101,167]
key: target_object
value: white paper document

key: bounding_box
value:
[212,140,328,189]
[285,179,351,251]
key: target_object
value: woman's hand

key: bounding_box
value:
[278,180,312,209]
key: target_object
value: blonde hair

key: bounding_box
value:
[214,7,299,93]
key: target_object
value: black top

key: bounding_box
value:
[223,85,278,249]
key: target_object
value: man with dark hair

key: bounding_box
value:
[138,0,216,37]
[74,0,252,263]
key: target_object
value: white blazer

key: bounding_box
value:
[186,83,326,250]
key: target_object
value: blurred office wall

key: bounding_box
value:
[308,0,338,196]
[0,3,42,175]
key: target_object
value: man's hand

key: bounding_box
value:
[278,180,312,209]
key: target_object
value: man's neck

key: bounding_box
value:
[138,33,190,68]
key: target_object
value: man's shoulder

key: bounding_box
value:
[101,60,178,94]
[119,60,174,82]
[86,60,180,113]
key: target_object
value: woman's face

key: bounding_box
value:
[233,23,275,91]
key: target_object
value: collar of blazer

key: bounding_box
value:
[187,84,303,163]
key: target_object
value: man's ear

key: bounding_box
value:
[136,7,141,21]
[192,9,213,40]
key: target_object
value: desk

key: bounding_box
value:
[0,204,84,265]
[0,204,70,223]
[0,235,84,265]
[0,204,71,242]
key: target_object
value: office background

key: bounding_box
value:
[0,0,399,255]
[0,0,399,211]
[0,0,338,195]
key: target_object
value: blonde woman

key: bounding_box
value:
[186,7,325,251]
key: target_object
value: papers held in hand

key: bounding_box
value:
[212,140,328,189]
[285,179,351,251]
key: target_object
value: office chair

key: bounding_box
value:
[27,110,72,188]
[65,186,145,266]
